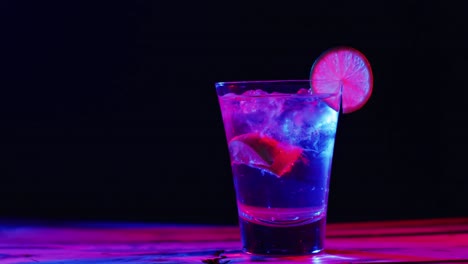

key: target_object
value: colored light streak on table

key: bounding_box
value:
[0,218,467,263]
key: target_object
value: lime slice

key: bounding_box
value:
[229,133,303,177]
[310,46,373,113]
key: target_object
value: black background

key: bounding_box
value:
[0,1,467,224]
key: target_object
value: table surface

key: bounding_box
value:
[0,217,467,263]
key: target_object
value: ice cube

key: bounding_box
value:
[274,98,316,144]
[242,89,269,97]
[234,91,285,135]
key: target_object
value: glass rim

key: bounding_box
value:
[215,79,341,97]
[215,80,309,86]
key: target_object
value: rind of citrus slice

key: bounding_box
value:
[229,133,303,177]
[310,46,373,113]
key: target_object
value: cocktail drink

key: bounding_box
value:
[216,47,373,255]
[217,81,339,254]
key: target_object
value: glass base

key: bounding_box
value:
[239,216,326,255]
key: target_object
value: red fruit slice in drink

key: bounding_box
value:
[229,133,303,177]
[310,46,373,113]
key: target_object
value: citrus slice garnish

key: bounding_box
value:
[229,133,303,177]
[310,46,373,113]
